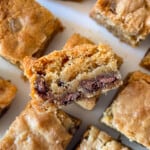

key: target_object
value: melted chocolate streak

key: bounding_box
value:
[35,73,117,105]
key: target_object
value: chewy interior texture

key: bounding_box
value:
[63,33,123,110]
[24,43,122,106]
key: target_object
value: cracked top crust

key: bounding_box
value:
[102,71,150,149]
[0,0,62,68]
[0,99,80,150]
[91,0,150,43]
[76,126,129,150]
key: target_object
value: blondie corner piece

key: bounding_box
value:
[23,35,123,107]
[90,0,150,46]
[101,71,150,149]
[0,0,63,69]
[63,33,122,110]
[0,99,80,150]
[140,48,150,70]
[0,77,17,117]
[76,126,130,150]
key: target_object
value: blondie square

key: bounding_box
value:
[0,99,80,150]
[23,35,122,106]
[63,33,122,110]
[90,0,150,46]
[140,48,150,70]
[76,126,130,150]
[0,77,17,117]
[63,34,99,110]
[0,0,62,68]
[102,71,150,149]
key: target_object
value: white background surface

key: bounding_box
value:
[0,0,149,150]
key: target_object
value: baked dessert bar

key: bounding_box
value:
[140,48,150,70]
[101,71,150,149]
[63,34,99,110]
[0,77,17,117]
[90,0,150,46]
[0,99,80,150]
[0,0,63,69]
[23,37,123,106]
[63,33,94,50]
[63,33,122,110]
[76,126,130,150]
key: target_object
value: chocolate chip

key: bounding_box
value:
[80,73,117,92]
[96,74,116,84]
[37,71,46,76]
[57,80,65,87]
[35,76,48,94]
[80,79,98,93]
[61,92,82,105]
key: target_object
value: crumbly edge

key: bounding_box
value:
[90,8,145,46]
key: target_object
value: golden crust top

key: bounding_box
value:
[23,43,119,79]
[0,77,17,109]
[63,33,94,49]
[0,99,80,150]
[102,71,150,149]
[91,0,150,41]
[76,126,129,150]
[0,0,62,68]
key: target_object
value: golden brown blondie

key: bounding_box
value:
[140,48,150,70]
[0,77,17,117]
[102,71,150,149]
[23,35,122,107]
[76,126,130,150]
[63,33,122,110]
[63,34,99,110]
[0,0,63,69]
[90,0,150,46]
[0,99,80,150]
